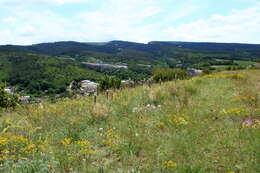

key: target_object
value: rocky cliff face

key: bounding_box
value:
[82,62,128,70]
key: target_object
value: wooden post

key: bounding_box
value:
[106,90,109,99]
[94,95,97,104]
[96,88,99,96]
[111,92,114,100]
[148,80,151,88]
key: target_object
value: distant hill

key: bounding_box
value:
[1,41,260,62]
[1,40,260,95]
[0,52,102,95]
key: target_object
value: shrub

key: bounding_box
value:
[152,68,191,82]
[99,76,121,91]
[0,83,19,108]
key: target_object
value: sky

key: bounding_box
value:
[0,0,260,45]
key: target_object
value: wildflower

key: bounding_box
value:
[0,137,8,146]
[106,129,119,138]
[27,144,36,150]
[104,140,114,147]
[21,157,28,160]
[11,135,29,145]
[2,149,9,154]
[82,149,95,155]
[165,160,177,169]
[226,171,235,173]
[157,122,165,128]
[61,137,73,146]
[48,164,54,169]
[223,108,243,116]
[252,120,260,129]
[76,140,91,147]
[241,119,253,128]
[169,115,188,126]
[242,119,260,129]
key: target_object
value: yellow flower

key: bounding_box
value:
[169,115,188,126]
[157,122,165,128]
[104,140,114,147]
[11,135,29,144]
[76,140,91,147]
[165,160,177,169]
[0,137,8,146]
[61,137,73,146]
[2,149,10,154]
[82,149,95,155]
[27,144,36,150]
[227,171,235,173]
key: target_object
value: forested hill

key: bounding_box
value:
[1,41,260,62]
[1,40,260,96]
[0,52,103,95]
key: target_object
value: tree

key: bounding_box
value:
[99,76,121,91]
[152,68,191,82]
[0,83,19,108]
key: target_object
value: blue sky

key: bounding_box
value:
[0,0,260,45]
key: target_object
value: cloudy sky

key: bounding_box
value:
[0,0,260,45]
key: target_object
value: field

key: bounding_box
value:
[234,60,256,68]
[212,60,256,71]
[0,70,259,173]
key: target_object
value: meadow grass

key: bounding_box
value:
[0,70,259,173]
[234,61,256,68]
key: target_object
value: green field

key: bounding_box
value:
[211,65,229,70]
[212,60,256,71]
[234,60,256,67]
[0,70,259,173]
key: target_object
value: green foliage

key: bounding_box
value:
[0,83,18,108]
[153,68,191,82]
[99,76,121,91]
[0,52,103,96]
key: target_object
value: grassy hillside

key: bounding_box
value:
[0,70,259,172]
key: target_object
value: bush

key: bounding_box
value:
[99,76,121,91]
[0,83,19,108]
[152,68,191,82]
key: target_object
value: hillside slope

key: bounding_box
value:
[1,41,260,66]
[0,70,259,172]
[0,52,102,95]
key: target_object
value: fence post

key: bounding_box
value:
[96,88,99,96]
[106,90,109,99]
[148,80,151,88]
[94,95,97,104]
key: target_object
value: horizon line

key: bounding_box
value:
[1,40,260,46]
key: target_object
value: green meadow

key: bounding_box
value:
[0,70,259,173]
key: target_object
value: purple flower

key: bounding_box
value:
[242,119,253,126]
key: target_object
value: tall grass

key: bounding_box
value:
[0,70,259,173]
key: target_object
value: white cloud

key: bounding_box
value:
[0,0,168,44]
[162,5,260,43]
[0,0,259,45]
[0,0,88,6]
[2,17,16,23]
